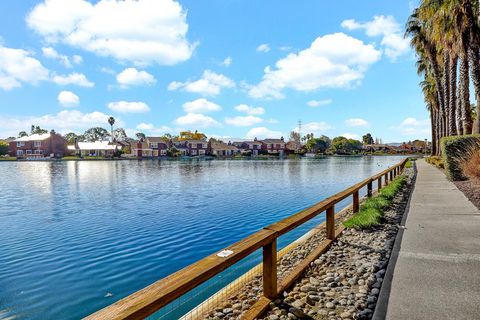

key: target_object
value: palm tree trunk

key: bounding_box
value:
[449,55,458,135]
[456,83,464,135]
[430,107,437,155]
[469,47,480,133]
[460,55,473,134]
[443,53,451,135]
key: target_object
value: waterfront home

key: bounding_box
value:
[9,132,68,158]
[68,141,120,157]
[208,141,240,157]
[363,144,395,153]
[174,139,208,156]
[261,137,286,156]
[286,140,302,153]
[232,138,263,156]
[131,137,169,158]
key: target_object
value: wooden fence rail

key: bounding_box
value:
[85,158,409,320]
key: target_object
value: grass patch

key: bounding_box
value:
[344,175,407,229]
[0,157,16,161]
[405,159,413,168]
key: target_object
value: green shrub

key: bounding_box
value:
[344,175,406,229]
[343,207,382,229]
[440,135,480,180]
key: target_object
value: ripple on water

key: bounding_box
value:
[0,157,407,319]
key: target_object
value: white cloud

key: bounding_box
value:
[249,33,381,99]
[234,104,265,115]
[246,127,283,139]
[222,56,232,67]
[293,121,333,136]
[341,133,360,140]
[53,72,94,87]
[116,67,156,87]
[136,122,173,134]
[345,118,369,127]
[107,101,150,113]
[41,47,82,68]
[0,110,122,137]
[174,113,221,128]
[225,115,263,127]
[168,70,235,96]
[256,43,270,53]
[27,0,195,66]
[57,90,79,107]
[307,99,332,107]
[396,117,430,136]
[341,15,410,60]
[182,98,221,113]
[0,44,49,90]
[72,55,83,64]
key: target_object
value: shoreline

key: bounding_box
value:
[1,154,419,163]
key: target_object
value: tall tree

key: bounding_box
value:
[83,127,110,142]
[108,117,115,142]
[362,133,374,145]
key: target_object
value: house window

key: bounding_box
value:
[34,141,42,147]
[202,144,207,148]
[16,141,25,147]
[34,150,42,155]
[191,149,197,155]
[17,150,24,156]
[199,149,206,155]
[150,143,158,149]
[26,150,32,155]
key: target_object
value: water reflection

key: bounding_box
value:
[0,156,406,319]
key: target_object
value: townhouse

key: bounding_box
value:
[174,139,208,156]
[131,137,169,158]
[9,132,68,158]
[208,141,240,157]
[261,137,286,156]
[232,138,263,156]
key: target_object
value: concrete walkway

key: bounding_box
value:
[375,159,480,320]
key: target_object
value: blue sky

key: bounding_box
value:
[0,0,429,142]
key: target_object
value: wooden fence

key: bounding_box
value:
[85,158,409,320]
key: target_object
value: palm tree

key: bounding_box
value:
[108,116,115,142]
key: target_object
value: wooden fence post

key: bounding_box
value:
[390,171,394,181]
[367,180,373,198]
[353,190,360,213]
[378,177,382,191]
[385,173,389,185]
[263,239,277,300]
[326,205,335,240]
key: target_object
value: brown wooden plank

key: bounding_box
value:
[278,225,345,294]
[353,190,360,213]
[265,179,369,236]
[241,296,271,320]
[85,229,277,320]
[262,240,277,300]
[326,205,335,240]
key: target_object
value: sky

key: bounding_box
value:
[0,0,429,142]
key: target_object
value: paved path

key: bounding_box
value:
[375,159,480,320]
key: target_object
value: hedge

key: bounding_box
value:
[440,134,480,181]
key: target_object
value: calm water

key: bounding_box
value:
[0,156,406,319]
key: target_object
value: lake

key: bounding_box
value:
[0,156,406,319]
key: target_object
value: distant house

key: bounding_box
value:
[261,137,286,156]
[131,137,169,158]
[174,139,208,156]
[9,132,68,158]
[363,144,395,153]
[208,141,240,157]
[68,141,120,157]
[286,141,302,153]
[232,138,263,156]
